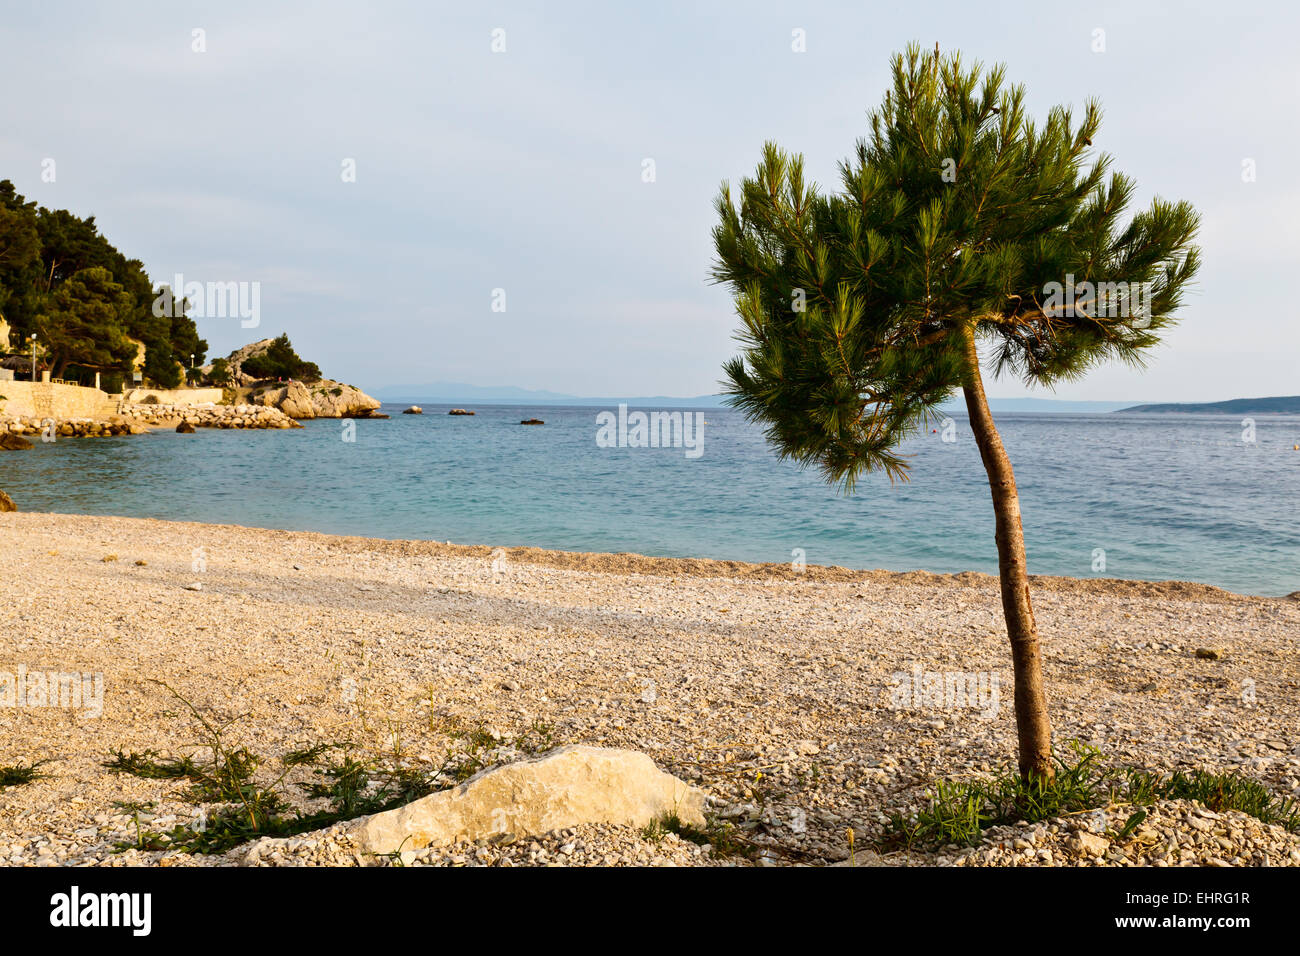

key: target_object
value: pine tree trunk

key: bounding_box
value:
[958,326,1054,779]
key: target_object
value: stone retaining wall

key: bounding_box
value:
[0,382,229,420]
[0,381,119,420]
[124,387,225,405]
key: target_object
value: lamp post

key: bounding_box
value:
[29,334,36,381]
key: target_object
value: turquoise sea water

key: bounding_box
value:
[1,405,1297,596]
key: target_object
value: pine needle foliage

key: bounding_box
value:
[711,43,1200,490]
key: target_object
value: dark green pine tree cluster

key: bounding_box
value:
[0,180,207,388]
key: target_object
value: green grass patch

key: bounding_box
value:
[102,682,533,855]
[641,810,752,859]
[0,760,49,791]
[882,741,1300,850]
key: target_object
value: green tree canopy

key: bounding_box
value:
[241,333,322,383]
[0,179,208,387]
[206,357,232,386]
[34,267,139,380]
[0,181,42,339]
[713,46,1199,488]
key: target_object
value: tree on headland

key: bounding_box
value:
[239,333,321,383]
[711,45,1200,779]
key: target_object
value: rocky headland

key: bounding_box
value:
[0,337,382,444]
[220,337,383,420]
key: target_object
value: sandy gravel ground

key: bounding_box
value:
[1,512,1298,867]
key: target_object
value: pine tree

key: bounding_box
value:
[34,267,138,381]
[710,45,1200,779]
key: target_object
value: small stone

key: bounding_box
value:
[1070,831,1111,856]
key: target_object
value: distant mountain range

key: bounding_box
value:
[939,398,1137,414]
[1117,396,1300,414]
[370,383,1137,412]
[370,383,723,407]
[369,383,1300,415]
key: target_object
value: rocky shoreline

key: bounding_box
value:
[2,388,387,442]
[1,340,384,444]
[2,403,299,438]
[1,512,1297,867]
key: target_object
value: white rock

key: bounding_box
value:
[345,746,706,856]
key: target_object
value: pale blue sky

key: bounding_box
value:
[1,1,1295,401]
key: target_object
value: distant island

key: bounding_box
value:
[1117,396,1300,414]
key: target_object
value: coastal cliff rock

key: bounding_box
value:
[0,490,15,511]
[253,382,315,418]
[309,382,382,418]
[251,380,381,419]
[342,745,706,856]
[0,432,34,450]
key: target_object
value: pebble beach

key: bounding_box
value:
[2,511,1298,867]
